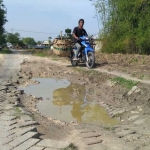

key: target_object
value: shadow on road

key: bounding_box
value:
[66,62,109,69]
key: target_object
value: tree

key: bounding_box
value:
[48,37,52,46]
[37,41,42,45]
[7,32,20,46]
[0,0,7,47]
[22,37,36,46]
[0,33,6,47]
[65,28,71,35]
[57,35,61,38]
[48,37,52,41]
[63,34,67,39]
[18,40,25,47]
[0,0,7,33]
[91,0,150,54]
[65,28,72,38]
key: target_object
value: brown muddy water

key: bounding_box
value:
[20,78,118,125]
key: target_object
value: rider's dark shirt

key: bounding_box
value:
[73,27,88,43]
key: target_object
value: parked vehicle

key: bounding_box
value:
[34,45,45,49]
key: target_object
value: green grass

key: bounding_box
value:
[15,106,22,113]
[13,113,21,119]
[103,126,116,131]
[52,58,58,61]
[34,52,48,57]
[31,49,48,57]
[62,143,77,150]
[0,49,12,54]
[31,49,57,58]
[139,74,145,80]
[111,77,138,89]
[132,73,136,77]
[73,68,99,76]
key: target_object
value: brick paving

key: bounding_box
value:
[0,90,71,150]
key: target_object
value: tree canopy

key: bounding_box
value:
[22,37,36,46]
[37,41,42,45]
[0,0,7,46]
[7,33,20,46]
[92,0,150,54]
[0,0,7,33]
[64,28,72,39]
[0,33,6,47]
[65,28,71,34]
[18,40,25,47]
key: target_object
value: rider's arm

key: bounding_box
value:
[84,29,88,37]
[72,33,79,40]
[72,27,79,40]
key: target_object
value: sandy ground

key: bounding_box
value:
[95,53,150,81]
[20,52,150,107]
[1,49,150,150]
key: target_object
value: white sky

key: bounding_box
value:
[4,0,99,41]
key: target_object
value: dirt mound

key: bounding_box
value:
[96,53,150,80]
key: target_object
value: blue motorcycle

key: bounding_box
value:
[70,35,95,69]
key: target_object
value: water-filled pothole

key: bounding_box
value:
[21,78,118,125]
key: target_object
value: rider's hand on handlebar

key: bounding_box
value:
[76,37,79,40]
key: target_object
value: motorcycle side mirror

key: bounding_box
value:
[89,35,93,40]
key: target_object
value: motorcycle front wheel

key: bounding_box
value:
[86,52,95,69]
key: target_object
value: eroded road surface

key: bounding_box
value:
[0,50,30,81]
[0,50,150,150]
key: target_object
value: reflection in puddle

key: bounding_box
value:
[21,78,118,125]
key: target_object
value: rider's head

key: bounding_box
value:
[78,19,84,28]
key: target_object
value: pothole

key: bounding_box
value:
[20,78,119,125]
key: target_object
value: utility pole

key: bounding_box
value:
[60,31,62,40]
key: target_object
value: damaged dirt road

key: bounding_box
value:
[0,49,150,150]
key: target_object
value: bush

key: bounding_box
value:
[93,0,150,55]
[0,48,12,54]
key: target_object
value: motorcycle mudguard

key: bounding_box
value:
[84,47,94,55]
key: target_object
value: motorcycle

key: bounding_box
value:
[70,35,95,69]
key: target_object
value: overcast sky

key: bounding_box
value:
[4,0,99,41]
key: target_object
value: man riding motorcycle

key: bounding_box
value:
[72,19,88,60]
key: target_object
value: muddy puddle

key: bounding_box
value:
[20,78,118,125]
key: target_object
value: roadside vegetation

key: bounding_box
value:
[31,49,53,57]
[63,143,77,150]
[92,0,150,55]
[30,49,59,61]
[73,68,99,76]
[0,0,7,48]
[33,51,48,57]
[111,77,138,89]
[0,48,12,54]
